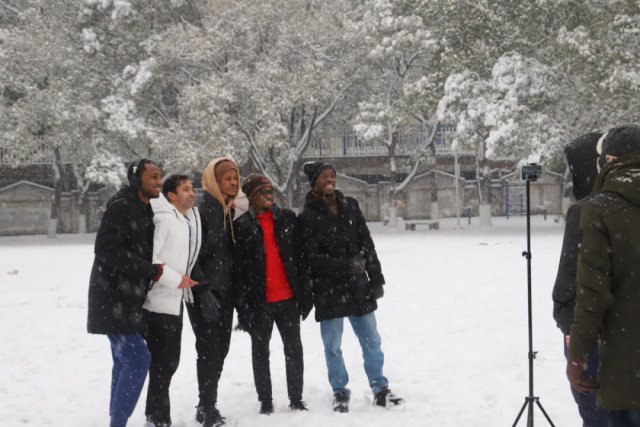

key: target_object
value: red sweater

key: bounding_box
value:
[257,211,294,303]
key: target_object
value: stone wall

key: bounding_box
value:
[0,173,566,235]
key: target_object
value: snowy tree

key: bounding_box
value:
[346,0,441,223]
[437,53,563,224]
[127,0,353,203]
[1,6,103,235]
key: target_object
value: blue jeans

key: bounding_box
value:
[108,334,151,427]
[563,337,610,426]
[608,410,640,427]
[320,312,388,395]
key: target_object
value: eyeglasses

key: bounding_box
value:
[257,188,274,196]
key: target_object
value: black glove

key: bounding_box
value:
[350,252,366,275]
[199,291,221,323]
[368,284,384,300]
[300,299,313,321]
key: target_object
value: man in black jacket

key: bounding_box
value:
[552,132,610,426]
[297,161,404,413]
[233,173,312,415]
[87,159,164,427]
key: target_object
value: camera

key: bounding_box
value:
[520,163,542,182]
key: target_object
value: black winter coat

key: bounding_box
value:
[552,195,593,334]
[87,187,157,334]
[297,190,385,321]
[232,205,310,323]
[191,191,234,301]
[552,132,600,335]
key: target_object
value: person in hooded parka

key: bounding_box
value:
[567,125,640,425]
[552,131,611,426]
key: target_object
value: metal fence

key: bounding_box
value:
[304,124,455,158]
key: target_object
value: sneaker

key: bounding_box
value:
[260,400,274,415]
[289,399,308,411]
[202,407,225,427]
[373,386,404,408]
[145,415,171,427]
[332,391,350,413]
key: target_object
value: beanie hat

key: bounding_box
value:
[599,125,640,165]
[303,161,336,187]
[214,159,237,185]
[241,173,272,197]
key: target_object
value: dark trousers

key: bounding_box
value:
[563,337,610,427]
[250,298,303,403]
[608,410,640,426]
[107,334,151,427]
[144,310,183,424]
[186,296,234,413]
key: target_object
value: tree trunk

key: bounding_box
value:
[429,142,438,220]
[48,147,63,238]
[388,131,399,228]
[72,164,90,233]
[477,143,492,226]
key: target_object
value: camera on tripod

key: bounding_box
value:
[520,163,542,182]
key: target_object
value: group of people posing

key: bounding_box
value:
[553,124,640,426]
[86,157,404,427]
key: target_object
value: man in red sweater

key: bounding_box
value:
[232,174,312,415]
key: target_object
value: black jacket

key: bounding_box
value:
[191,191,234,301]
[552,132,601,334]
[232,205,310,318]
[552,195,593,334]
[87,187,156,334]
[297,190,385,321]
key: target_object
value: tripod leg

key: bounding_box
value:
[513,399,529,427]
[535,399,556,427]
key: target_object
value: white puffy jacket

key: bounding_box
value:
[143,194,202,316]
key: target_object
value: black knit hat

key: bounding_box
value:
[303,161,336,187]
[600,125,640,165]
[241,173,271,197]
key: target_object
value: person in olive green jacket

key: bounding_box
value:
[567,124,640,425]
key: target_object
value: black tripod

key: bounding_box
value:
[512,175,555,427]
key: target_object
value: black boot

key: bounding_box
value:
[202,407,225,427]
[373,386,404,408]
[289,399,308,411]
[145,415,171,427]
[332,391,350,413]
[259,400,274,415]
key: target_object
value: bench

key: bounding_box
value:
[405,221,439,231]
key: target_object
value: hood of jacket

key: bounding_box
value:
[151,192,199,223]
[202,157,242,208]
[595,150,640,207]
[150,192,175,215]
[564,132,601,201]
[106,186,144,210]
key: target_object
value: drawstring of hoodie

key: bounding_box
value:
[223,200,236,243]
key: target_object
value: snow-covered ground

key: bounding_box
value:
[0,215,581,426]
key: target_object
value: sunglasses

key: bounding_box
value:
[257,188,274,196]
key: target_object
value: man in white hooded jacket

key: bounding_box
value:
[144,174,202,427]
